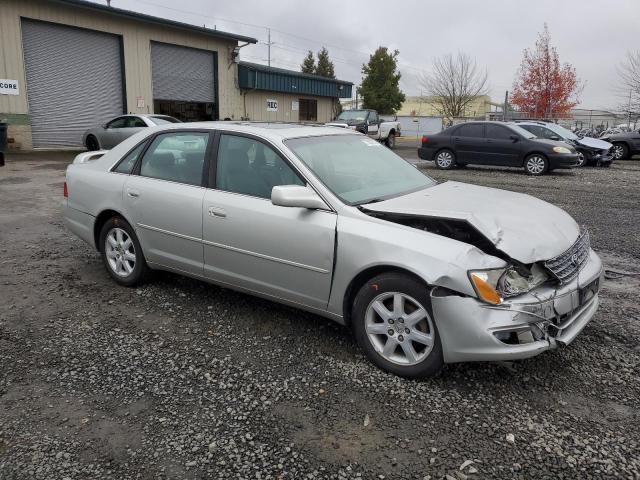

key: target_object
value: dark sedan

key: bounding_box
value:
[418,121,579,175]
[600,128,640,160]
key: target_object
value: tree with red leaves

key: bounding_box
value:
[511,25,582,118]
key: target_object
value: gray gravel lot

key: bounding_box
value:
[1,151,639,479]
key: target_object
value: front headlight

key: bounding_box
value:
[553,146,571,154]
[469,265,550,304]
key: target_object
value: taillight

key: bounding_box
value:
[63,181,68,198]
[421,135,429,144]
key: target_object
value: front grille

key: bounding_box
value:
[544,229,590,283]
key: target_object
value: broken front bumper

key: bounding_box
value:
[432,249,603,363]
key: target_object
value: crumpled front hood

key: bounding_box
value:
[363,181,580,264]
[578,136,613,150]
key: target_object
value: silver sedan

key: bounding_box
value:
[63,123,602,377]
[82,114,180,151]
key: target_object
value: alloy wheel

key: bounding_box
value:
[576,152,586,167]
[526,156,546,175]
[364,292,435,366]
[436,151,453,168]
[105,227,136,277]
[611,144,625,160]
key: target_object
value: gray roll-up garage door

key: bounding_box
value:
[151,42,215,102]
[21,19,124,148]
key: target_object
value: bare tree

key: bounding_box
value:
[420,52,488,119]
[617,50,640,113]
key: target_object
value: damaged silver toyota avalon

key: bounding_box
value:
[63,123,602,377]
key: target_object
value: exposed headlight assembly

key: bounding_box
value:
[469,264,550,305]
[552,146,572,154]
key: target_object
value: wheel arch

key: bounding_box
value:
[93,209,129,251]
[342,265,431,328]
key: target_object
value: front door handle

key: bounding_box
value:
[127,189,140,198]
[208,206,227,218]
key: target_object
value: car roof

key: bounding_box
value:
[146,121,358,141]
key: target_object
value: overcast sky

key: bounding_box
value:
[94,0,639,109]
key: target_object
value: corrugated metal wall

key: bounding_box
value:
[21,19,124,148]
[151,42,215,102]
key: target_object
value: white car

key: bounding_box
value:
[63,122,602,377]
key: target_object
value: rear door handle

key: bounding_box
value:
[127,189,140,198]
[208,206,226,218]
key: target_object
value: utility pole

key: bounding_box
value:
[503,90,508,121]
[628,89,632,128]
[267,28,272,67]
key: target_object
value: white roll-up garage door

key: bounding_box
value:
[151,42,215,102]
[21,19,124,149]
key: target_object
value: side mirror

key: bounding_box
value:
[271,185,329,211]
[102,124,108,129]
[509,134,519,142]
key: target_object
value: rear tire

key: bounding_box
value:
[385,132,396,149]
[524,154,548,175]
[86,135,100,151]
[351,272,444,378]
[434,149,456,170]
[611,142,628,160]
[99,217,149,287]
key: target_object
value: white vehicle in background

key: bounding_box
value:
[326,109,401,148]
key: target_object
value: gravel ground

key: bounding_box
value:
[1,151,639,480]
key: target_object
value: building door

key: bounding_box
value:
[151,42,217,122]
[299,99,318,122]
[21,19,124,148]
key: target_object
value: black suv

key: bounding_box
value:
[600,129,640,160]
[418,121,579,175]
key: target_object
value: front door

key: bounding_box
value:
[367,111,380,139]
[484,124,521,166]
[202,133,337,309]
[123,130,211,275]
[101,117,129,149]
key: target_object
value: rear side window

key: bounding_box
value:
[139,132,209,186]
[455,124,484,138]
[113,141,147,174]
[485,124,513,140]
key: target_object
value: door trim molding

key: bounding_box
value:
[137,222,330,274]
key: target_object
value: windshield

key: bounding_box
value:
[508,124,536,139]
[285,134,436,205]
[544,123,578,140]
[336,110,368,122]
[150,116,181,125]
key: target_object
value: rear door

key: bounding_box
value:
[452,123,486,164]
[484,124,521,166]
[123,130,211,275]
[202,132,337,310]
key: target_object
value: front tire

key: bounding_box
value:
[86,135,100,151]
[434,149,456,170]
[611,142,628,160]
[99,217,149,287]
[524,154,548,175]
[351,273,444,378]
[576,151,587,167]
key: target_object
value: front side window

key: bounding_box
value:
[107,117,128,129]
[485,124,512,140]
[114,141,147,174]
[286,134,436,205]
[127,117,147,128]
[139,132,209,186]
[216,135,304,199]
[455,124,484,138]
[368,111,378,124]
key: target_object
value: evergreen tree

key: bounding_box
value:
[300,50,316,74]
[359,47,405,114]
[315,47,335,78]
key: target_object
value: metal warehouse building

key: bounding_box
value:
[0,0,352,150]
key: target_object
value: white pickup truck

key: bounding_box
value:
[326,109,401,148]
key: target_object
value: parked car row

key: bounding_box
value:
[417,119,622,175]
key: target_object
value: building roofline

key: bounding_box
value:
[48,0,258,44]
[238,61,353,86]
